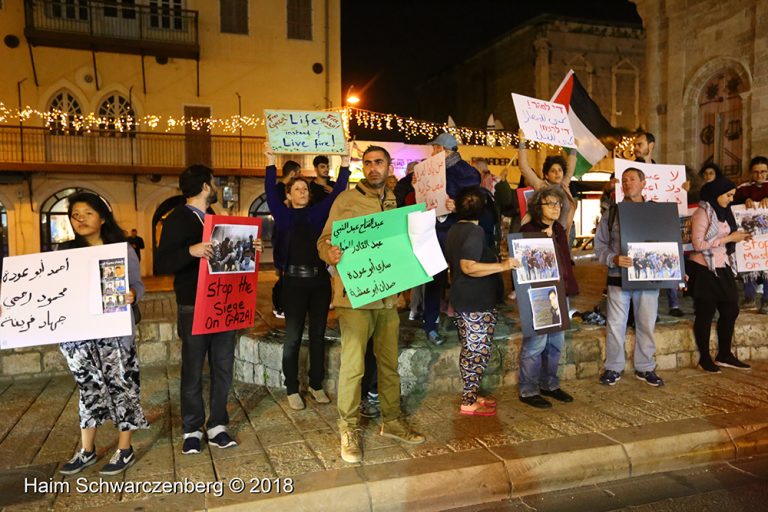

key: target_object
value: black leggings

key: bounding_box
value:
[693,298,739,362]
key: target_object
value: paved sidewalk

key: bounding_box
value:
[2,362,768,511]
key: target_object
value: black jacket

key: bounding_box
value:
[157,204,203,305]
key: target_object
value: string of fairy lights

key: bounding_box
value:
[0,102,630,152]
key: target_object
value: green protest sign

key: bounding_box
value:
[332,204,432,308]
[264,109,346,154]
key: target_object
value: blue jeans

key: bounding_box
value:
[666,288,680,309]
[605,286,659,373]
[744,280,764,301]
[519,330,565,397]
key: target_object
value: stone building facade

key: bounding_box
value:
[632,0,768,179]
[416,15,645,135]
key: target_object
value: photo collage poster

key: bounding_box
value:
[99,257,128,313]
[508,232,569,337]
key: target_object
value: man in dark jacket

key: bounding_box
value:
[157,165,239,455]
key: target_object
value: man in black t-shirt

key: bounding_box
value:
[126,229,145,261]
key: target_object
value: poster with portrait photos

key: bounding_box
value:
[99,257,128,313]
[508,232,569,338]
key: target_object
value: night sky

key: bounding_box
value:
[341,0,642,139]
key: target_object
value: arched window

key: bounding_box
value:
[40,188,109,252]
[98,93,136,137]
[249,194,274,244]
[697,69,747,177]
[568,55,594,95]
[48,90,83,136]
[611,59,639,129]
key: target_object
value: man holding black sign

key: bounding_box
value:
[595,168,664,387]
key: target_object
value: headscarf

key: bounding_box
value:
[700,176,737,230]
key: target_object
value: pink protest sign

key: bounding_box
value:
[614,159,688,216]
[413,151,449,216]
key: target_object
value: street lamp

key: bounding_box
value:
[346,85,360,105]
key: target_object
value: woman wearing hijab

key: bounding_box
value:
[688,176,752,372]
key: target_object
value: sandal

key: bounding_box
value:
[459,403,496,416]
[476,396,497,407]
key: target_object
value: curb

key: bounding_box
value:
[207,408,768,511]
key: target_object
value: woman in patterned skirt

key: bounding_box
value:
[57,192,148,476]
[445,187,520,416]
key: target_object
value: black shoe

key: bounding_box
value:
[60,448,98,475]
[540,388,574,403]
[715,354,751,370]
[182,434,202,454]
[635,370,665,387]
[699,359,721,373]
[669,308,684,317]
[519,395,552,409]
[100,447,135,476]
[208,431,238,449]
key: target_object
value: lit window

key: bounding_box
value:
[48,90,83,136]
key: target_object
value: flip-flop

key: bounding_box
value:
[459,404,496,416]
[476,397,497,407]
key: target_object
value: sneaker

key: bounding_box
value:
[715,354,751,370]
[340,428,363,463]
[182,432,203,454]
[207,426,238,449]
[359,398,381,418]
[272,309,285,319]
[309,387,331,404]
[408,311,420,321]
[100,447,135,476]
[699,358,721,373]
[669,307,684,317]
[380,419,425,445]
[635,370,665,387]
[427,330,444,346]
[60,448,98,475]
[599,370,622,386]
[287,392,305,410]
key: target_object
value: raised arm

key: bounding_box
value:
[264,145,290,222]
[561,149,577,189]
[517,131,544,190]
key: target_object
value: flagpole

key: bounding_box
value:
[550,69,575,102]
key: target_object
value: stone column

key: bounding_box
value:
[534,36,551,98]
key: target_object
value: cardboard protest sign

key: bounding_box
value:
[264,110,345,154]
[333,204,432,308]
[512,93,576,148]
[618,202,684,290]
[614,159,688,215]
[732,204,768,272]
[0,243,133,349]
[413,152,448,216]
[192,216,261,335]
[516,186,534,219]
[508,233,569,338]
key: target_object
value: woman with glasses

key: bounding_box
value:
[445,187,520,416]
[517,186,579,408]
[55,192,148,476]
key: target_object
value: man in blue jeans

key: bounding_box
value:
[595,167,664,387]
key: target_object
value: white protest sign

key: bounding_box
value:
[413,151,448,216]
[264,110,346,154]
[0,243,133,349]
[732,204,768,272]
[407,209,448,276]
[512,93,576,148]
[614,159,688,216]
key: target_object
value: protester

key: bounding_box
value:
[595,168,665,387]
[385,174,398,192]
[309,155,336,204]
[517,131,577,232]
[272,160,303,319]
[445,186,519,416]
[518,186,578,408]
[688,177,752,372]
[423,132,482,346]
[476,158,498,195]
[265,144,350,410]
[126,228,145,261]
[318,145,425,464]
[394,161,417,207]
[157,165,262,455]
[54,192,147,475]
[733,156,768,310]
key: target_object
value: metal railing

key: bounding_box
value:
[0,125,272,170]
[25,0,198,48]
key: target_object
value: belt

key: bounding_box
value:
[285,265,321,278]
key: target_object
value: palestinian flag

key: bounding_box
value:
[551,70,618,177]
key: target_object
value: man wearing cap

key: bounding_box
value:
[423,132,481,345]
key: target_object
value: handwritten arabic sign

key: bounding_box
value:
[614,159,688,216]
[512,93,576,149]
[192,215,261,335]
[264,109,346,154]
[732,205,768,272]
[332,204,432,308]
[0,243,132,349]
[413,152,448,216]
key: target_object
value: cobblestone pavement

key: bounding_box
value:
[1,361,768,510]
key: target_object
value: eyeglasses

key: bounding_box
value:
[540,201,563,208]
